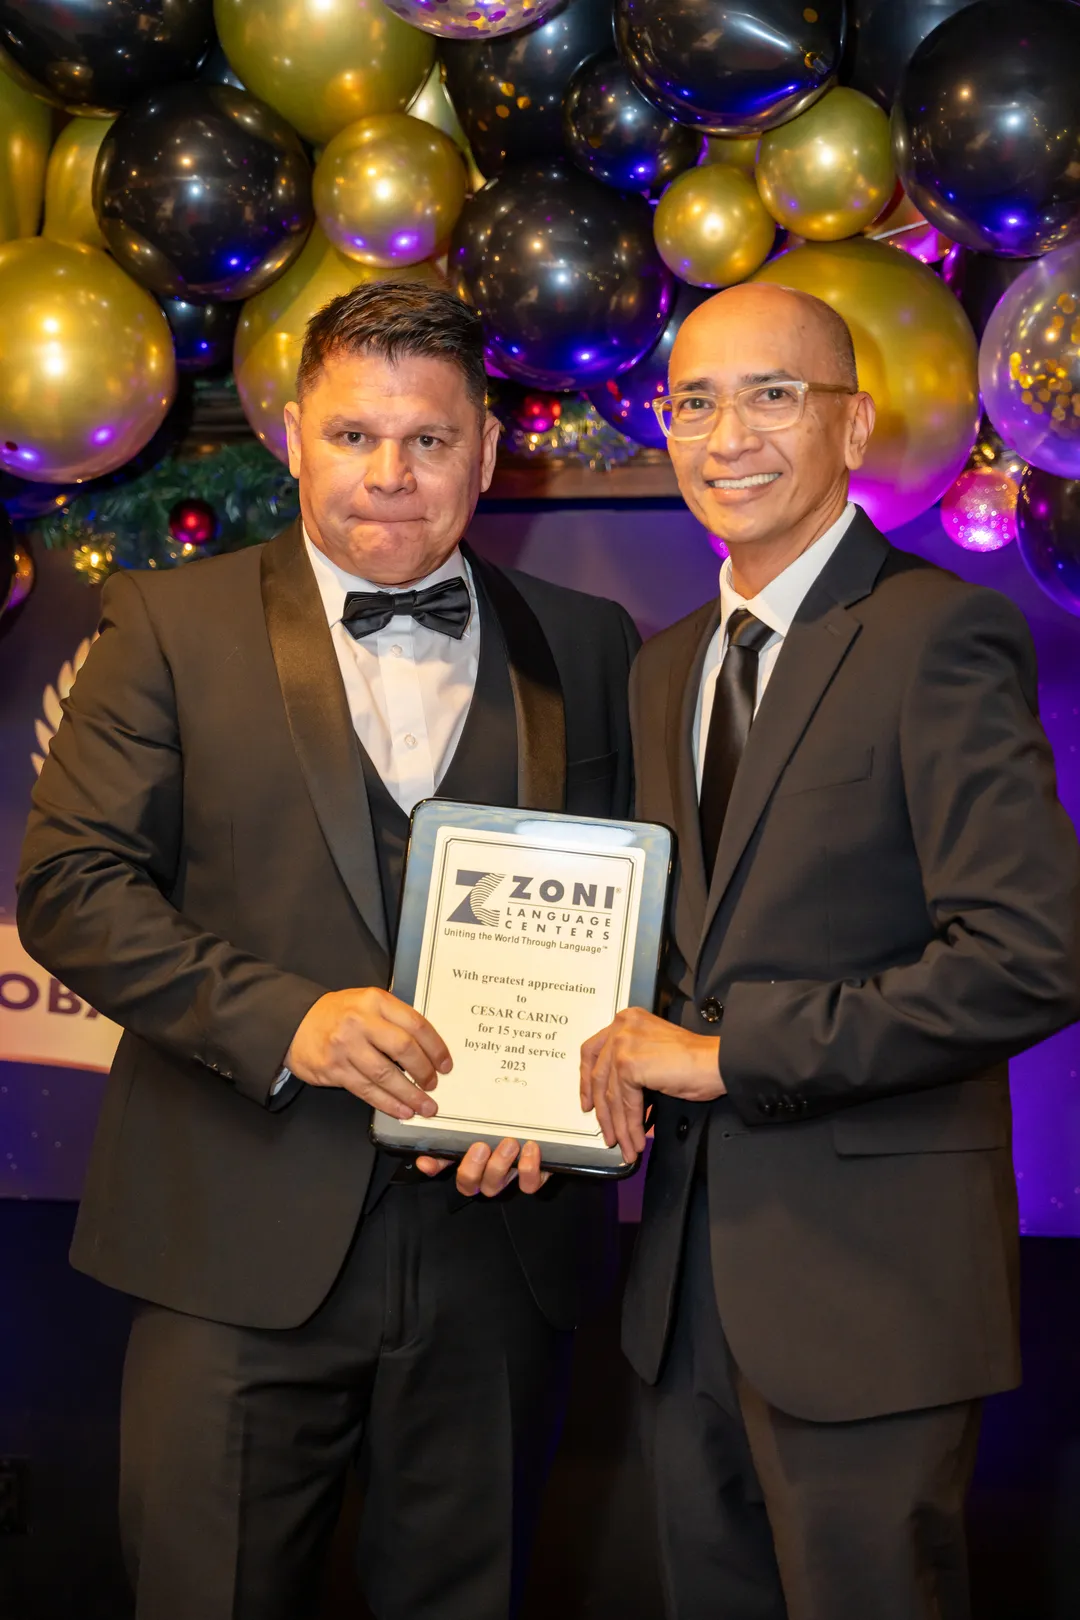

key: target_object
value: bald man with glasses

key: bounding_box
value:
[581,283,1080,1620]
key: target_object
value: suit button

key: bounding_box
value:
[779,1096,798,1115]
[699,996,724,1024]
[675,1116,690,1141]
[757,1095,778,1118]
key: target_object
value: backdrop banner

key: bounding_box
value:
[0,923,120,1072]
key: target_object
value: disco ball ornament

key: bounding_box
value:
[168,498,218,547]
[939,465,1018,553]
[381,0,563,41]
[1015,467,1080,616]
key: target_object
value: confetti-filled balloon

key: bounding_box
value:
[756,88,895,242]
[451,160,673,391]
[442,0,614,179]
[159,298,241,372]
[93,84,313,303]
[0,238,176,483]
[0,56,49,243]
[214,0,434,148]
[979,242,1080,482]
[563,53,698,193]
[314,115,467,267]
[753,236,979,530]
[1016,467,1080,616]
[939,465,1018,552]
[892,0,1080,258]
[587,281,711,448]
[615,0,844,136]
[653,164,775,289]
[0,0,214,115]
[42,117,113,251]
[235,225,445,461]
[382,0,562,41]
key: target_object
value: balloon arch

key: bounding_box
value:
[2,0,1080,616]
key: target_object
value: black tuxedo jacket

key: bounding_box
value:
[623,508,1080,1420]
[17,522,639,1331]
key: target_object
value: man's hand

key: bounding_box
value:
[580,1007,724,1164]
[416,1139,551,1198]
[286,988,452,1118]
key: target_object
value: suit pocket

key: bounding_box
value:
[566,750,617,816]
[775,744,874,798]
[831,1079,1011,1156]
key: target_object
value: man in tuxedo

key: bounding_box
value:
[17,282,639,1620]
[581,283,1080,1619]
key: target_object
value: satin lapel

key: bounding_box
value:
[698,511,889,954]
[665,600,721,966]
[260,523,389,956]
[463,545,566,812]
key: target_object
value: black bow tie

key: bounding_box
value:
[341,577,472,641]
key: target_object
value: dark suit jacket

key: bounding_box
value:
[16,522,640,1332]
[623,508,1080,1421]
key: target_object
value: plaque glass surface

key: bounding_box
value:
[371,800,672,1177]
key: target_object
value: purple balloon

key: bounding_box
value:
[1016,466,1080,617]
[586,282,712,448]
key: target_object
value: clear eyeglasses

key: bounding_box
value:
[652,380,858,441]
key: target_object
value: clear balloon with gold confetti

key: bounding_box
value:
[980,241,1080,480]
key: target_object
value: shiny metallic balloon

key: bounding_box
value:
[198,42,246,92]
[0,0,214,116]
[587,280,712,447]
[892,0,1080,258]
[42,116,113,250]
[978,241,1080,482]
[314,114,467,267]
[615,0,844,135]
[0,238,176,483]
[407,61,487,191]
[563,52,698,193]
[756,88,895,242]
[159,297,241,372]
[234,225,445,462]
[0,56,49,243]
[442,0,615,179]
[654,164,775,288]
[451,160,673,391]
[1016,466,1080,616]
[849,0,977,111]
[940,246,1038,343]
[753,237,979,530]
[382,0,562,42]
[939,465,1018,553]
[93,83,313,303]
[864,185,950,264]
[699,133,759,174]
[214,0,434,148]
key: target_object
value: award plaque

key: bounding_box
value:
[371,800,672,1177]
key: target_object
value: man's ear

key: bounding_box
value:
[284,401,302,479]
[844,392,876,472]
[479,411,502,493]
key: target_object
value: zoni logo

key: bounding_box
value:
[448,871,504,927]
[448,870,618,928]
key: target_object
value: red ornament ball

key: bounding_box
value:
[168,498,218,546]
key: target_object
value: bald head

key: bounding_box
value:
[672,283,858,393]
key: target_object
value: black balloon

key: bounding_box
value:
[563,52,698,192]
[159,296,241,371]
[451,160,673,390]
[615,0,844,135]
[939,246,1039,342]
[893,0,1080,257]
[1016,466,1080,617]
[197,41,246,91]
[586,279,711,447]
[0,0,214,116]
[848,0,976,111]
[93,83,313,302]
[441,0,614,179]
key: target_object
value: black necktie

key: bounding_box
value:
[341,577,472,641]
[699,608,774,877]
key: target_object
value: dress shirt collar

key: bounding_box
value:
[302,525,473,631]
[717,501,857,640]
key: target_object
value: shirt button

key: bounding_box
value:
[404,734,418,749]
[391,644,403,657]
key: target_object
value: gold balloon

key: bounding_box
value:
[407,61,487,191]
[699,133,759,175]
[0,238,176,483]
[43,116,114,250]
[864,186,951,263]
[756,88,895,242]
[314,114,467,268]
[654,164,775,289]
[234,224,444,462]
[0,58,51,243]
[753,237,979,529]
[213,0,434,147]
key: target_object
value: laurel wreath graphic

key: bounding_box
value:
[31,636,96,776]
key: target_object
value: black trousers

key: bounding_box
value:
[119,1178,571,1620]
[641,1178,982,1620]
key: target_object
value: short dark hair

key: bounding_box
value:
[297,280,488,411]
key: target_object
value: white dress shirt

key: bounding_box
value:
[694,503,857,791]
[304,530,481,816]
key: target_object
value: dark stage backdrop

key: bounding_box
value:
[1,501,1079,1232]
